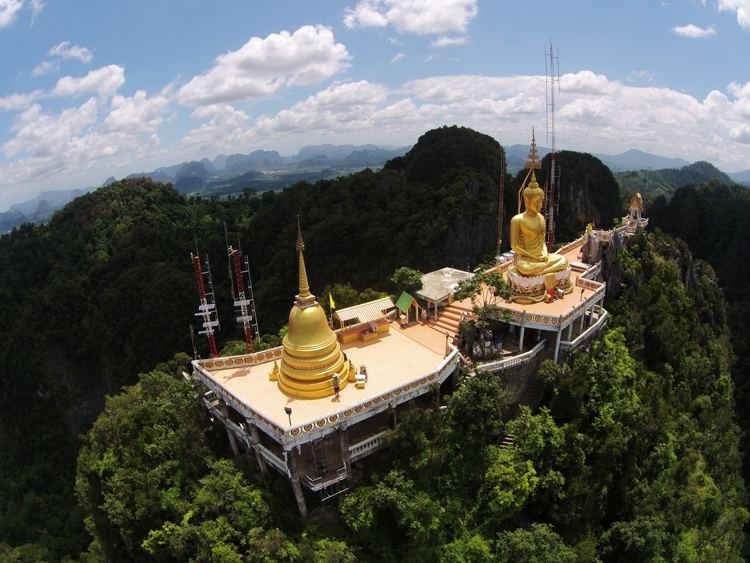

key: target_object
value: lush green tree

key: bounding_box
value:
[442,372,509,481]
[475,446,538,528]
[495,524,576,563]
[453,269,511,323]
[439,533,493,563]
[339,470,445,561]
[76,368,213,559]
[390,266,424,294]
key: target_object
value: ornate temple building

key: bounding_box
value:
[191,223,459,517]
[191,135,646,517]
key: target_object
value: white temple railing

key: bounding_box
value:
[476,340,546,374]
[349,430,390,462]
[257,444,290,477]
[302,465,348,491]
[559,309,609,352]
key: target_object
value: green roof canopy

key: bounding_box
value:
[395,291,415,313]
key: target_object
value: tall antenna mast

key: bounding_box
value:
[228,244,260,353]
[495,144,505,264]
[191,252,220,357]
[545,40,560,247]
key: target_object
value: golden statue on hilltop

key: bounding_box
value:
[510,173,568,276]
[506,131,572,303]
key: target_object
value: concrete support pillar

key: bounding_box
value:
[519,325,526,352]
[567,323,573,341]
[220,404,241,459]
[554,329,562,363]
[247,421,268,474]
[286,449,308,518]
[338,425,350,472]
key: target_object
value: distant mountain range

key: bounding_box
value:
[2,140,749,234]
[505,144,691,172]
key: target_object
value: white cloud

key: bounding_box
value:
[53,65,125,98]
[32,60,58,76]
[344,0,478,35]
[104,90,170,134]
[177,104,251,155]
[33,41,93,76]
[3,98,99,158]
[0,0,42,27]
[0,0,23,27]
[730,124,750,143]
[178,25,350,105]
[718,0,750,30]
[29,0,42,20]
[255,80,388,134]
[343,0,388,28]
[391,52,405,63]
[49,41,93,63]
[0,89,44,111]
[626,70,656,84]
[672,23,716,37]
[430,35,468,47]
[7,66,750,212]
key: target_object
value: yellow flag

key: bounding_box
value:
[329,292,336,310]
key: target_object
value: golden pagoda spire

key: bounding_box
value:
[295,216,315,308]
[525,127,542,170]
[276,218,354,399]
[518,129,543,214]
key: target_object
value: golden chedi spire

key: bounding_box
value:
[525,127,542,171]
[275,219,353,399]
[294,216,316,308]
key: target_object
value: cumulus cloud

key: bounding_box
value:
[730,124,750,143]
[0,0,24,27]
[344,0,478,35]
[718,0,750,31]
[430,35,468,47]
[104,90,170,134]
[177,104,251,155]
[391,52,405,63]
[53,65,125,98]
[49,41,93,63]
[178,25,350,105]
[255,80,388,134]
[0,89,44,111]
[33,41,93,76]
[7,66,750,212]
[3,98,99,158]
[626,70,656,84]
[672,23,716,37]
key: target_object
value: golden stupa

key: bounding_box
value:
[275,220,354,399]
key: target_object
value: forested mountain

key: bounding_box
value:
[0,126,745,560]
[70,232,746,561]
[615,160,736,206]
[649,183,750,539]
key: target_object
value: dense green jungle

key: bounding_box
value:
[0,126,748,561]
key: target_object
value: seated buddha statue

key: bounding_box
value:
[509,174,568,277]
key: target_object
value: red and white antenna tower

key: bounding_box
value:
[191,252,220,357]
[545,40,561,247]
[228,243,260,353]
[495,144,506,263]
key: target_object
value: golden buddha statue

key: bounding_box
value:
[274,219,354,399]
[505,131,572,303]
[509,173,568,276]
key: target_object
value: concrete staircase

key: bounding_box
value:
[432,301,473,337]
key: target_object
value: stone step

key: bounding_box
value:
[433,320,459,335]
[499,435,515,449]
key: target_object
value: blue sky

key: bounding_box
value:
[1,0,749,210]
